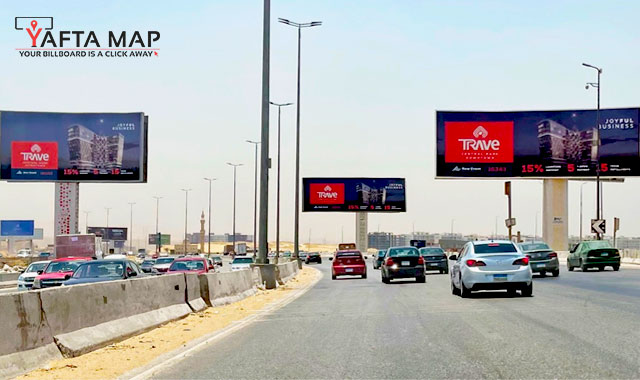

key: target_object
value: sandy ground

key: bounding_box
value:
[17,267,320,380]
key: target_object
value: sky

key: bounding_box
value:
[1,0,640,246]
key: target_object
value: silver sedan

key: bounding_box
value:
[449,240,532,297]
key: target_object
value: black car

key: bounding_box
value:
[381,246,425,283]
[419,247,448,274]
[518,242,559,277]
[373,250,385,269]
[64,259,145,286]
[305,252,322,264]
[141,259,156,273]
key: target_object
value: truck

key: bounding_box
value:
[223,244,234,255]
[54,234,103,259]
[235,242,247,255]
[338,243,357,251]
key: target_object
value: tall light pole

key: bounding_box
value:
[105,207,112,228]
[84,211,90,233]
[269,101,293,264]
[580,181,588,241]
[246,140,260,258]
[583,62,602,239]
[181,189,192,254]
[203,178,216,256]
[128,202,135,253]
[258,0,271,265]
[153,196,162,252]
[278,17,322,264]
[227,163,243,253]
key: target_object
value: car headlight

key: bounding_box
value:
[18,275,24,282]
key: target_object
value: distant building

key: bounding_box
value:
[68,124,124,169]
[368,232,393,250]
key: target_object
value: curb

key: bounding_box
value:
[121,268,323,380]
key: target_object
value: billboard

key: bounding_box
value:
[303,178,406,212]
[436,108,640,178]
[87,227,128,241]
[0,220,35,236]
[148,233,171,245]
[0,111,147,182]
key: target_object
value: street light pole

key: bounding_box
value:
[153,196,162,253]
[258,0,271,266]
[246,141,260,259]
[203,178,216,255]
[181,189,192,254]
[84,211,90,233]
[105,207,112,229]
[227,163,243,253]
[279,18,322,265]
[583,62,602,239]
[580,182,588,241]
[128,202,135,253]
[269,102,293,264]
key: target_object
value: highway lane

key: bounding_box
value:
[153,259,640,379]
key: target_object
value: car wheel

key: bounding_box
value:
[613,265,620,272]
[382,275,389,284]
[451,280,460,295]
[460,277,471,298]
[319,260,322,264]
[540,271,546,277]
[332,273,336,280]
[416,276,425,283]
[580,260,589,272]
[551,269,560,277]
[439,269,443,274]
[362,273,367,279]
[444,268,449,275]
[521,283,533,297]
[567,260,574,271]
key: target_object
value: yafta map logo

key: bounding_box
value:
[14,17,160,58]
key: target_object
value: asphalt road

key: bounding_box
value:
[152,260,640,379]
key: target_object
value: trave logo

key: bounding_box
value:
[445,121,513,163]
[11,141,59,170]
[309,183,345,205]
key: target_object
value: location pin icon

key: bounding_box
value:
[31,20,37,30]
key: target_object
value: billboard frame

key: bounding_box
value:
[0,110,148,183]
[434,107,640,180]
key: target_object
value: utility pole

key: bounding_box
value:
[153,196,162,253]
[583,62,602,239]
[579,182,587,242]
[105,207,112,229]
[227,163,242,253]
[270,101,293,265]
[257,0,271,265]
[181,189,192,254]
[128,202,135,253]
[84,211,90,233]
[505,181,513,241]
[246,141,260,258]
[204,179,216,256]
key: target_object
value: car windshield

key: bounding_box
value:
[156,258,174,264]
[232,258,254,264]
[388,247,420,257]
[45,260,85,273]
[142,260,155,265]
[583,240,613,249]
[378,251,386,257]
[213,257,222,262]
[72,261,125,278]
[420,247,445,255]
[336,251,361,257]
[519,243,550,251]
[170,260,205,271]
[474,243,517,254]
[26,262,48,273]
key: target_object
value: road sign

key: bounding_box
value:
[505,218,516,228]
[614,217,620,232]
[591,219,606,234]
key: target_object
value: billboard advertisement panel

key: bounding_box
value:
[0,220,35,236]
[0,111,147,182]
[148,233,171,245]
[87,227,128,241]
[303,178,406,212]
[436,108,640,178]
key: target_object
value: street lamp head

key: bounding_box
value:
[310,21,322,27]
[278,18,294,26]
[246,140,260,145]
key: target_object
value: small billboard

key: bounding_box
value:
[0,220,35,236]
[303,178,406,212]
[87,227,128,241]
[148,233,171,245]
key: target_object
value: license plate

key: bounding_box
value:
[493,274,508,281]
[536,264,546,268]
[345,268,353,273]
[601,253,608,257]
[401,261,410,266]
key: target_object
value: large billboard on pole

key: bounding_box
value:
[0,111,147,182]
[303,178,406,212]
[436,108,639,178]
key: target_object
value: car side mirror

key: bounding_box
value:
[448,255,457,261]
[329,257,333,261]
[64,274,71,280]
[364,256,368,259]
[129,271,137,277]
[37,270,43,275]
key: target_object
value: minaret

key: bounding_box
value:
[199,211,205,253]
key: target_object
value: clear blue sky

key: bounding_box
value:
[1,0,639,245]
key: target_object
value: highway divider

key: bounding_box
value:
[276,261,299,284]
[199,270,258,307]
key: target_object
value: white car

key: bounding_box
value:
[152,256,175,274]
[17,249,32,258]
[231,256,254,271]
[449,240,532,297]
[17,260,50,290]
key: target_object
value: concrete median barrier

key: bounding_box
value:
[0,272,21,282]
[276,261,299,284]
[39,274,192,357]
[199,270,257,307]
[184,273,207,312]
[0,291,62,379]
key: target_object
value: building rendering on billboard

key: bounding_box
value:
[436,108,639,178]
[303,178,406,212]
[0,111,147,182]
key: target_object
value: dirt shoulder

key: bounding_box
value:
[17,266,320,380]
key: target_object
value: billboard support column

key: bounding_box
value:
[542,179,568,252]
[356,212,368,253]
[54,182,79,236]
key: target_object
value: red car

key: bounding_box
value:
[167,257,213,274]
[32,257,93,289]
[330,250,367,280]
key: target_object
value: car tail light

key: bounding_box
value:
[526,254,532,259]
[513,257,529,266]
[385,258,394,266]
[466,259,486,267]
[548,252,557,258]
[418,256,424,265]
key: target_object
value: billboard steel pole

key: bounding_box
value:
[258,0,271,265]
[128,202,135,253]
[153,196,162,253]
